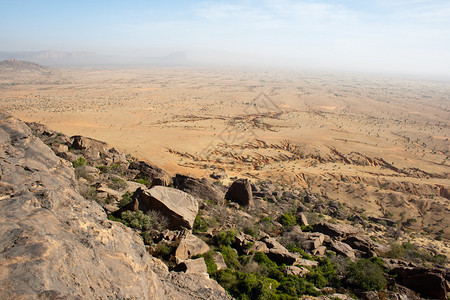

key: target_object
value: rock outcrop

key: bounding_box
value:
[225,178,253,206]
[0,114,230,299]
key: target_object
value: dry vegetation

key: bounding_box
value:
[1,63,449,246]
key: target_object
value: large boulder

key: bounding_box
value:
[129,160,171,186]
[343,235,375,256]
[173,258,208,275]
[175,233,210,262]
[174,174,225,205]
[0,114,231,299]
[260,236,298,265]
[70,135,108,160]
[122,186,199,230]
[225,179,253,206]
[312,222,361,239]
[330,241,356,258]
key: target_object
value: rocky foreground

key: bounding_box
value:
[0,113,449,299]
[0,113,230,299]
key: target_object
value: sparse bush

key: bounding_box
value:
[243,226,259,238]
[72,156,86,168]
[79,184,97,201]
[108,177,127,190]
[154,242,172,259]
[145,210,169,231]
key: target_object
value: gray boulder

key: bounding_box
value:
[173,258,208,275]
[122,186,199,230]
[175,233,210,262]
[174,174,225,205]
[225,178,253,206]
[330,241,356,258]
[312,222,361,239]
[129,160,171,186]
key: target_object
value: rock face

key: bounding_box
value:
[175,233,210,261]
[225,179,253,206]
[174,174,225,205]
[390,267,448,299]
[0,114,230,299]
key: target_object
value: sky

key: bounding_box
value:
[1,0,450,77]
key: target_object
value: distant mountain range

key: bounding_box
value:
[0,50,194,66]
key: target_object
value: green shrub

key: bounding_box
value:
[154,242,172,259]
[119,192,132,208]
[300,225,314,232]
[345,258,387,291]
[72,156,86,168]
[307,257,338,288]
[120,210,152,230]
[215,230,237,247]
[141,231,153,245]
[193,215,208,233]
[134,178,152,188]
[219,245,241,270]
[79,184,97,201]
[201,251,218,274]
[278,212,297,227]
[243,226,259,238]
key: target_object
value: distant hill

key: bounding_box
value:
[0,50,101,65]
[0,50,195,66]
[0,59,50,72]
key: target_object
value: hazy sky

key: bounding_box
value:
[1,0,450,76]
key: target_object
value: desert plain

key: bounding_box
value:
[1,61,449,247]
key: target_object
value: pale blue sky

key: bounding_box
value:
[1,0,449,76]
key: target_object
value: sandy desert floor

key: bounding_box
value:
[1,64,449,241]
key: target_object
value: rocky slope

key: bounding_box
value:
[0,113,230,299]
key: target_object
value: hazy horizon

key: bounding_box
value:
[1,0,450,78]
